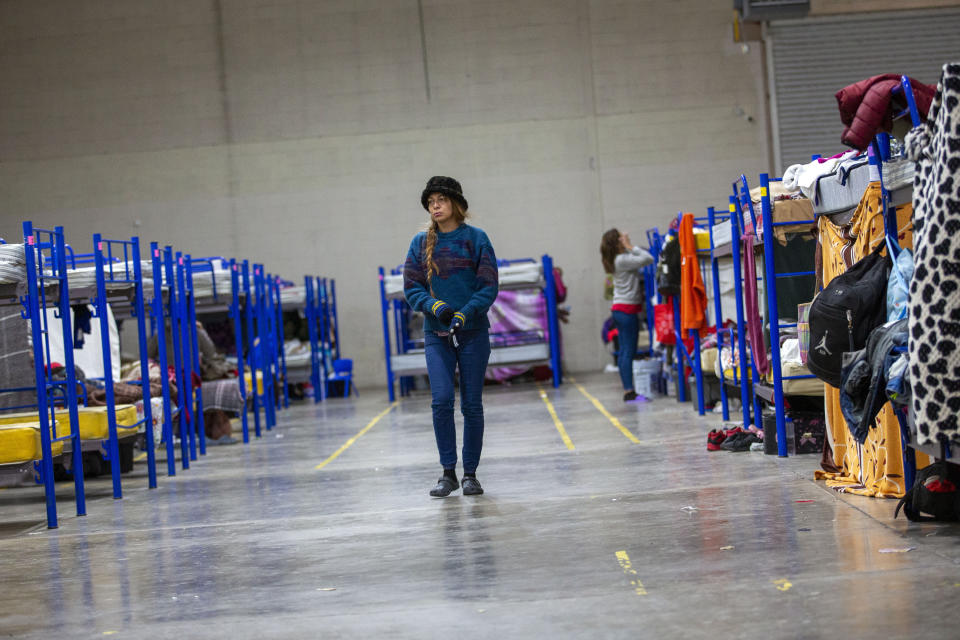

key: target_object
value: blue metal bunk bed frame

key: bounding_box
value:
[149,243,178,475]
[733,174,819,457]
[2,223,87,528]
[81,234,159,496]
[706,204,733,423]
[378,255,563,402]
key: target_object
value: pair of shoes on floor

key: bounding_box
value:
[707,426,742,451]
[722,430,761,452]
[429,474,484,497]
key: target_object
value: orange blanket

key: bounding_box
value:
[679,213,707,333]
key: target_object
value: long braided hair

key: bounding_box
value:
[423,199,468,295]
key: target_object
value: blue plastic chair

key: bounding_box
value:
[327,358,356,398]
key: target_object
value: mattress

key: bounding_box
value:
[280,285,307,308]
[0,244,26,285]
[383,261,545,300]
[0,405,138,441]
[66,262,155,298]
[191,265,233,300]
[0,422,65,465]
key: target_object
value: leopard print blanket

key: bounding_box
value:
[906,62,960,447]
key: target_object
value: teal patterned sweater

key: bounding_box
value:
[403,224,499,333]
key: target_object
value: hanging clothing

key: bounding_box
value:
[741,233,769,377]
[835,74,936,151]
[906,62,960,448]
[678,214,707,334]
[814,181,925,497]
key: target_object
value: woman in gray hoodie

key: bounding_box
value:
[600,229,654,402]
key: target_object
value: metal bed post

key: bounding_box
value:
[165,248,190,469]
[708,206,730,421]
[542,254,562,388]
[729,196,752,431]
[305,276,322,404]
[671,293,687,403]
[255,265,276,430]
[330,279,340,361]
[92,234,124,497]
[184,255,206,457]
[229,260,250,443]
[22,223,59,527]
[175,252,197,461]
[274,277,290,410]
[50,227,88,517]
[242,261,261,438]
[128,237,158,488]
[318,277,330,395]
[21,224,63,527]
[313,276,330,400]
[758,175,789,456]
[738,182,764,429]
[379,267,396,402]
[151,243,177,475]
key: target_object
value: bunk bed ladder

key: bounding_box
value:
[272,276,290,410]
[305,276,323,404]
[184,255,206,457]
[756,174,818,457]
[21,223,87,528]
[728,196,753,431]
[151,243,177,476]
[707,206,731,422]
[242,261,262,438]
[254,265,276,430]
[165,249,191,469]
[229,260,250,442]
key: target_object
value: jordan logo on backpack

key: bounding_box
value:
[815,331,832,356]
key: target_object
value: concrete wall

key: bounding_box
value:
[0,0,770,388]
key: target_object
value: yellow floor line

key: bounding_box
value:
[134,452,147,462]
[571,380,641,444]
[315,402,398,470]
[536,384,574,450]
[615,550,648,596]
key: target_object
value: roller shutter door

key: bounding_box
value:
[767,8,960,172]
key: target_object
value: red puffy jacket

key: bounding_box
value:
[835,74,936,150]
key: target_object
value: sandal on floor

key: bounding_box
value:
[462,476,484,496]
[429,475,459,497]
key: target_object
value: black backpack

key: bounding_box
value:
[656,237,681,297]
[895,461,960,522]
[807,249,891,388]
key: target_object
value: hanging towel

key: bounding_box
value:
[72,303,92,349]
[678,213,707,334]
[741,233,769,377]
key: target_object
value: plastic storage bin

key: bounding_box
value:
[632,359,660,398]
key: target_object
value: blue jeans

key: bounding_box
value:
[424,328,491,474]
[612,310,639,392]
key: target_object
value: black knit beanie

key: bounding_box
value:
[421,176,468,211]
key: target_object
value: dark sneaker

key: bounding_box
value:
[623,390,638,402]
[429,475,459,497]
[728,432,761,452]
[462,476,484,495]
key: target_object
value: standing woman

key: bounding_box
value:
[403,177,499,497]
[600,229,654,402]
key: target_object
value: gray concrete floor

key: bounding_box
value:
[1,372,960,639]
